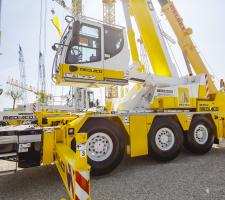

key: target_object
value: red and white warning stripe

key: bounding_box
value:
[205,74,209,98]
[75,171,90,200]
[66,163,75,198]
[66,162,90,200]
[33,103,37,112]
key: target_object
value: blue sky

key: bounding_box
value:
[0,0,225,110]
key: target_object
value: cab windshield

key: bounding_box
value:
[66,23,101,64]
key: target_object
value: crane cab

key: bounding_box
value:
[53,16,130,88]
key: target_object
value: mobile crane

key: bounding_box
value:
[47,0,225,177]
[1,0,225,182]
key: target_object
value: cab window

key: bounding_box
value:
[66,24,101,64]
[104,26,124,59]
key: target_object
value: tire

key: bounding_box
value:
[148,117,183,162]
[79,119,125,176]
[185,116,215,154]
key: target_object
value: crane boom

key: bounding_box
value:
[158,0,217,94]
[126,0,177,77]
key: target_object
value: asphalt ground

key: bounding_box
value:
[1,146,225,200]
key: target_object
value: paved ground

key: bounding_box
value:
[1,147,225,200]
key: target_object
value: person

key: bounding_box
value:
[96,99,100,107]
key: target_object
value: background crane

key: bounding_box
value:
[103,0,115,25]
[38,0,47,103]
[18,45,27,104]
[71,0,82,18]
[52,0,82,18]
[102,0,121,100]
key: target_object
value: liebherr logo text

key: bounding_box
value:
[80,68,103,73]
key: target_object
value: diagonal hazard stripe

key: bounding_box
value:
[67,164,75,198]
[75,194,80,200]
[79,171,89,181]
[76,171,89,194]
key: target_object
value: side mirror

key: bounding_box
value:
[0,89,3,95]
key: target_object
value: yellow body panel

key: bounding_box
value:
[118,115,130,134]
[151,96,197,109]
[56,64,126,86]
[217,115,225,139]
[66,113,91,146]
[177,113,192,131]
[55,133,91,200]
[43,128,55,165]
[198,85,207,99]
[104,69,125,80]
[35,111,75,127]
[7,121,23,126]
[55,144,79,200]
[58,64,104,82]
[129,115,149,157]
[197,92,225,112]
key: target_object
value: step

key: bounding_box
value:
[0,152,17,158]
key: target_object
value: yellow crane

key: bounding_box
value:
[2,2,225,200]
[48,0,225,176]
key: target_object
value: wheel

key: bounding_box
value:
[185,116,215,154]
[79,119,125,176]
[148,118,183,162]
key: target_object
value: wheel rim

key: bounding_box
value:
[88,132,113,162]
[194,124,208,145]
[155,128,175,151]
